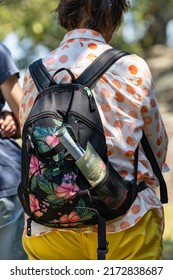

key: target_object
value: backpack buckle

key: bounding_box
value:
[97,240,109,260]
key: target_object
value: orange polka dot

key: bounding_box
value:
[28,97,34,108]
[61,74,70,82]
[91,30,99,36]
[135,216,142,224]
[61,45,69,50]
[21,103,26,112]
[106,223,116,232]
[137,171,142,179]
[115,92,125,103]
[67,39,74,43]
[87,53,97,62]
[59,55,68,63]
[145,178,155,185]
[142,88,150,96]
[88,43,97,49]
[100,76,108,84]
[100,88,111,98]
[157,149,163,158]
[24,76,28,84]
[126,84,136,95]
[131,204,141,214]
[126,136,135,146]
[119,170,128,177]
[101,103,111,112]
[78,29,86,33]
[73,73,79,79]
[141,160,149,169]
[28,83,35,93]
[125,150,134,157]
[112,79,121,89]
[67,31,73,36]
[137,94,142,102]
[50,49,57,55]
[150,99,156,107]
[129,111,138,119]
[143,116,152,125]
[137,77,143,86]
[141,105,149,113]
[45,57,55,65]
[107,150,112,157]
[129,64,138,75]
[120,221,130,230]
[157,136,162,146]
[113,120,124,128]
[104,129,112,136]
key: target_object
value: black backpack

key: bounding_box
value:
[18,49,168,260]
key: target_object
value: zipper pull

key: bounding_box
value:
[27,218,32,236]
[84,87,96,112]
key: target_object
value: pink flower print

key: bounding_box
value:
[34,210,44,217]
[29,155,41,175]
[29,194,43,217]
[59,211,80,224]
[46,134,59,147]
[56,182,79,200]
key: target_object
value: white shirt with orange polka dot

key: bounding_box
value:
[20,29,169,236]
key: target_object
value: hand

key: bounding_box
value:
[0,111,18,138]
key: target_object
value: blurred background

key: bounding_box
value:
[0,0,172,259]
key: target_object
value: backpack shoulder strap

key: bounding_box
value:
[141,132,168,204]
[75,48,130,87]
[29,48,130,92]
[29,58,53,92]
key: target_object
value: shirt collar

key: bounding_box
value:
[60,29,106,45]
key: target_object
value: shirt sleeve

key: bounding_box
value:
[137,57,169,171]
[0,43,19,85]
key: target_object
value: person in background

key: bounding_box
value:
[0,42,27,260]
[20,0,169,260]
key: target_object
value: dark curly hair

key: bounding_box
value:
[55,0,130,34]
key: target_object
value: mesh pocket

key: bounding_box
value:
[90,163,138,220]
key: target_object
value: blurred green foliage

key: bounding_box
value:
[0,0,173,66]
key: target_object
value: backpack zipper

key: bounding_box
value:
[24,110,104,138]
[83,86,96,111]
[23,111,59,133]
[68,111,104,137]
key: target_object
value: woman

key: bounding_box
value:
[20,0,169,260]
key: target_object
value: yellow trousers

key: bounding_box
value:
[22,209,163,260]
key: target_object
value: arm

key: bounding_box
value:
[0,74,22,138]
